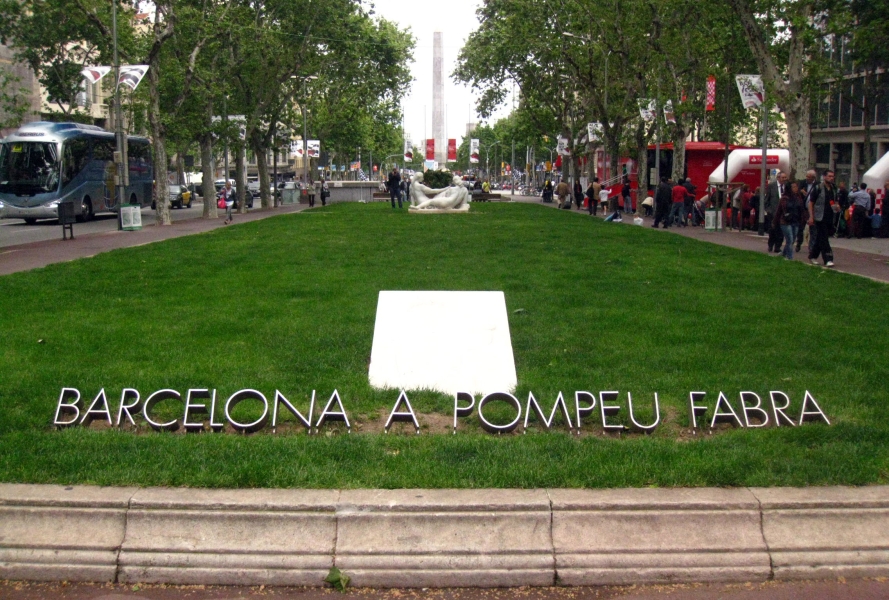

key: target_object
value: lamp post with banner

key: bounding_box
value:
[485,141,500,182]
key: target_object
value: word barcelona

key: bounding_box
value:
[52,388,831,435]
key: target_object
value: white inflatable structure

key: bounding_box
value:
[861,151,889,205]
[708,149,791,185]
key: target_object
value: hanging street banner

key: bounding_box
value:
[664,100,677,124]
[291,140,304,158]
[706,75,717,111]
[587,122,603,143]
[736,74,764,109]
[81,66,111,85]
[307,140,320,159]
[447,139,457,162]
[638,100,656,122]
[118,65,149,91]
[470,139,479,163]
[426,139,435,160]
[404,139,413,162]
[350,160,360,171]
[557,136,571,156]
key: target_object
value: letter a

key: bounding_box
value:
[316,389,351,431]
[798,391,831,425]
[385,390,420,433]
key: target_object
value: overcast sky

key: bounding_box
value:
[368,0,513,147]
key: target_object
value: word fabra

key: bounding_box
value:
[52,387,830,434]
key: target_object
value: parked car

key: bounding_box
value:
[168,184,192,209]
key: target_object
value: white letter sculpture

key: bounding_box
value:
[410,175,472,212]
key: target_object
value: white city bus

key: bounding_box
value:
[0,121,153,224]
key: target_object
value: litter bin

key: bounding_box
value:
[704,208,717,231]
[58,200,76,240]
[120,204,143,231]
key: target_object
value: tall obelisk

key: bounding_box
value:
[432,31,445,165]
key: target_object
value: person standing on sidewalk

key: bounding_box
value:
[556,179,571,209]
[621,177,633,215]
[667,179,687,227]
[586,178,601,216]
[797,170,817,252]
[807,169,837,267]
[764,171,787,253]
[574,179,584,211]
[849,183,871,239]
[388,168,402,208]
[652,176,672,228]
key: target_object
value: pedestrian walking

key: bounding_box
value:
[320,179,330,206]
[807,169,837,267]
[222,180,234,224]
[764,172,788,253]
[573,180,584,211]
[773,181,805,260]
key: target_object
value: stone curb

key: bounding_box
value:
[0,484,887,587]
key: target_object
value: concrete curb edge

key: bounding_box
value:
[0,484,886,587]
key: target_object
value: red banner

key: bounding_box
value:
[706,75,716,112]
[447,138,457,162]
[426,139,435,160]
[749,155,779,165]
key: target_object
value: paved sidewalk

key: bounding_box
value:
[3,578,889,599]
[0,203,307,276]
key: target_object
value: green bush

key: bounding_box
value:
[422,169,454,189]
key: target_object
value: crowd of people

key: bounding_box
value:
[541,169,888,269]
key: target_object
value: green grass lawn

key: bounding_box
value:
[1,202,887,488]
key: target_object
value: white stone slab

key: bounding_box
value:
[368,291,518,396]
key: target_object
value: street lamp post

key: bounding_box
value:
[485,141,500,182]
[292,75,317,190]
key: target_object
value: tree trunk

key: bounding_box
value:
[672,127,687,182]
[634,118,649,195]
[235,144,246,214]
[147,56,171,226]
[783,95,811,181]
[175,154,184,185]
[256,142,271,209]
[200,135,216,219]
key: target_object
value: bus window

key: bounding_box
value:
[0,141,61,195]
[92,138,115,162]
[62,138,91,186]
[128,140,151,175]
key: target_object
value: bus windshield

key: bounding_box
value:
[0,141,61,195]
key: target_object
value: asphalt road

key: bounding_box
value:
[2,579,888,600]
[0,202,209,249]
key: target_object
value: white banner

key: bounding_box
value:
[404,139,413,162]
[735,74,764,109]
[118,65,149,90]
[292,140,304,158]
[664,100,676,124]
[587,122,603,143]
[638,100,655,122]
[470,139,479,163]
[557,136,571,156]
[307,140,320,158]
[81,66,111,85]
